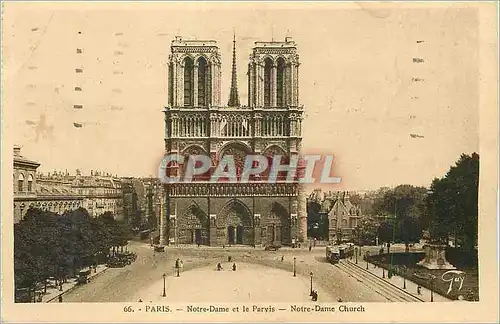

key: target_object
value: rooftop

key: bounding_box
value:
[171,36,218,47]
[13,145,40,167]
[254,37,296,48]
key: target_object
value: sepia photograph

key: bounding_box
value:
[1,1,498,323]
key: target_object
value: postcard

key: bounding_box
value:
[1,1,498,323]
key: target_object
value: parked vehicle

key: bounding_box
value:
[76,270,91,284]
[154,245,165,252]
[107,252,137,268]
[264,244,281,251]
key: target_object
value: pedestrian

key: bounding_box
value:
[232,263,237,271]
[58,295,63,303]
[417,286,422,295]
[197,241,200,248]
[175,258,179,269]
[309,244,312,252]
[217,262,222,271]
[180,260,184,269]
[281,255,284,262]
[228,256,232,262]
[311,290,318,301]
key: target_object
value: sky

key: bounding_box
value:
[2,2,479,191]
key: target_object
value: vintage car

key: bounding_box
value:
[76,270,91,284]
[264,244,281,251]
[154,245,165,252]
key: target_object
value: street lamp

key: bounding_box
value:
[309,272,314,295]
[403,266,407,289]
[293,257,296,277]
[430,275,436,302]
[162,273,166,297]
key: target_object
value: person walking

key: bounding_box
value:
[311,290,318,301]
[232,263,237,271]
[281,255,284,262]
[217,262,223,271]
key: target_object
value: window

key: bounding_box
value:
[276,57,286,107]
[197,57,207,107]
[264,58,273,107]
[183,57,194,106]
[18,173,25,192]
[27,174,33,192]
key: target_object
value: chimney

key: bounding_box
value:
[13,145,21,157]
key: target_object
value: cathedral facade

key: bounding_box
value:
[160,35,307,246]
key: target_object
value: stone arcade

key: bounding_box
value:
[159,35,307,246]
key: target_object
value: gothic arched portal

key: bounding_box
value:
[218,199,253,245]
[263,202,291,246]
[178,203,210,245]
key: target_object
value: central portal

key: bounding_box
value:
[227,225,244,244]
[219,199,253,246]
[228,226,235,244]
[236,225,243,244]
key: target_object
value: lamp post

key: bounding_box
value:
[430,275,435,302]
[403,266,407,289]
[309,272,314,295]
[293,257,296,277]
[162,273,166,297]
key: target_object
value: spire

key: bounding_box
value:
[228,30,240,107]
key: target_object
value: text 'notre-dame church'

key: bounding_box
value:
[159,35,307,247]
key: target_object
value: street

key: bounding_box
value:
[63,242,399,303]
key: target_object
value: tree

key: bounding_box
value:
[378,218,394,253]
[15,208,60,299]
[373,185,427,251]
[307,200,323,239]
[426,153,479,251]
[357,217,379,245]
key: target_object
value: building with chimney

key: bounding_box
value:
[309,190,363,243]
[161,35,305,246]
[13,146,83,223]
[13,146,124,222]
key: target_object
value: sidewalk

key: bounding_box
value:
[344,258,452,302]
[43,264,108,303]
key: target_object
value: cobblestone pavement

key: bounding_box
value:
[62,242,387,303]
